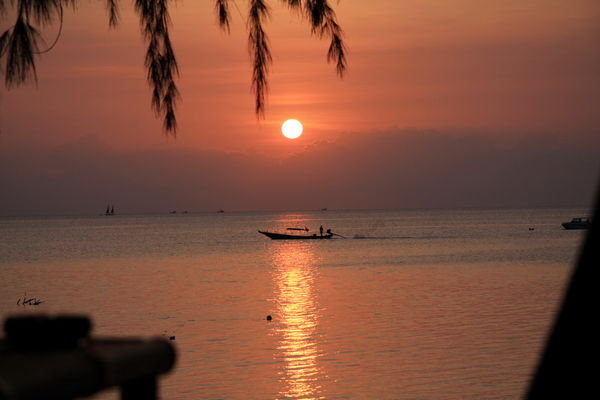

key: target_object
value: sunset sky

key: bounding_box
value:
[1,0,599,215]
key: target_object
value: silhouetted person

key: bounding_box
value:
[319,225,324,236]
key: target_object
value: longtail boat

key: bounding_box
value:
[258,230,334,240]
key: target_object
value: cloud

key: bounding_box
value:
[1,130,598,215]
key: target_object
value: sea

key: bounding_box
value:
[0,208,590,400]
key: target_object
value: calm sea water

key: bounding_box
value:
[0,208,588,399]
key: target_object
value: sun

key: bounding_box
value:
[281,119,303,139]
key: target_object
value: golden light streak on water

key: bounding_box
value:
[271,242,323,400]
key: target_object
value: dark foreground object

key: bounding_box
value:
[0,315,176,400]
[526,187,599,398]
[258,230,334,240]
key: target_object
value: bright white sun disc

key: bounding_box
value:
[281,119,303,139]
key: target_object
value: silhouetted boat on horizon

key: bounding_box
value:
[105,205,114,216]
[562,217,592,230]
[258,230,334,240]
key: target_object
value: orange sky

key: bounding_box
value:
[1,0,599,213]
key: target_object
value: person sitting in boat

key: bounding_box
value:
[326,229,331,235]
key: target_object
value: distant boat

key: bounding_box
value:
[217,209,225,213]
[562,217,592,230]
[105,205,114,216]
[258,230,334,240]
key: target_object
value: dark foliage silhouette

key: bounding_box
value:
[0,0,347,135]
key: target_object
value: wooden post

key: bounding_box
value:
[121,376,158,400]
[0,315,176,400]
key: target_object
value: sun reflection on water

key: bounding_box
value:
[271,241,323,400]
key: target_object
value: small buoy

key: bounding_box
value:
[266,315,272,321]
[169,336,176,340]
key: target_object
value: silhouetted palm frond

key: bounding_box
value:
[248,0,272,117]
[0,0,67,87]
[282,0,302,11]
[135,0,179,135]
[105,0,119,28]
[4,15,43,87]
[19,0,55,24]
[0,30,9,57]
[305,0,347,77]
[215,0,230,32]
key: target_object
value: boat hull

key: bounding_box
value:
[561,222,591,230]
[562,217,592,230]
[258,231,334,240]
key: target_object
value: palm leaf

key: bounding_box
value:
[215,0,230,32]
[248,0,272,117]
[0,29,10,57]
[304,0,347,77]
[19,0,62,26]
[105,0,119,28]
[134,0,180,135]
[5,16,44,87]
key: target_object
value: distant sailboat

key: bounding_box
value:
[110,205,114,215]
[105,204,115,216]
